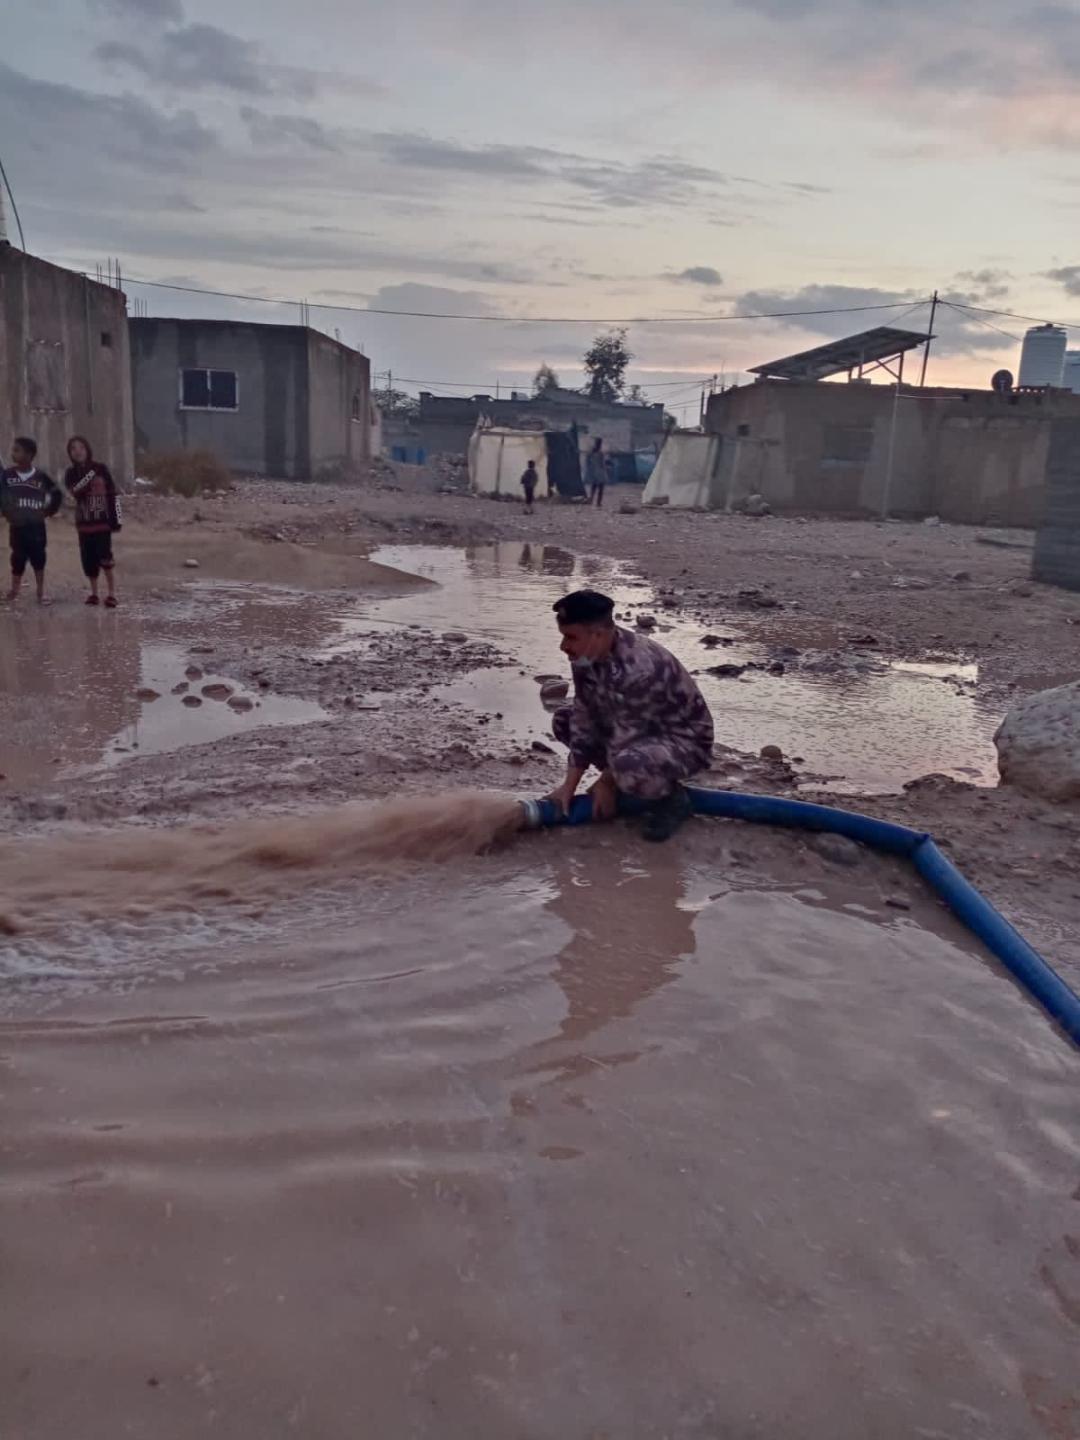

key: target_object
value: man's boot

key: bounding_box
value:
[641,786,693,843]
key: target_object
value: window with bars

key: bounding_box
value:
[180,369,239,411]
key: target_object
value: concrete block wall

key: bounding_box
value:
[1033,419,1080,590]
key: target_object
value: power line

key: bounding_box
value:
[376,372,713,392]
[938,299,1021,344]
[0,151,26,251]
[950,298,1080,331]
[120,272,928,326]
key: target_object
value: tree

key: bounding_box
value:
[583,328,633,401]
[533,362,560,395]
[373,385,419,421]
[625,383,650,405]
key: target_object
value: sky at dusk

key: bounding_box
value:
[5,0,1080,416]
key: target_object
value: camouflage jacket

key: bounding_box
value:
[566,627,714,768]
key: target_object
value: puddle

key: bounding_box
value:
[1,832,1075,1438]
[0,597,324,786]
[332,543,1001,793]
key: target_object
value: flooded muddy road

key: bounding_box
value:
[2,804,1077,1439]
[2,497,1078,1437]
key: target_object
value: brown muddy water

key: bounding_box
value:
[2,796,1078,1439]
[2,545,1074,1437]
[338,543,1001,794]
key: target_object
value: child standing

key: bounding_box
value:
[64,436,122,607]
[520,459,539,515]
[1,437,62,604]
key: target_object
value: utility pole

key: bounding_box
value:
[919,290,939,388]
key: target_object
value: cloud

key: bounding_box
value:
[360,283,502,318]
[1045,265,1080,297]
[93,0,182,20]
[97,23,283,95]
[670,266,724,286]
[241,108,341,153]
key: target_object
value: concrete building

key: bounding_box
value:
[699,379,1080,526]
[0,243,133,479]
[416,385,665,465]
[130,318,373,480]
[1032,419,1080,590]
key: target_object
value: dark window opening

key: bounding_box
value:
[736,423,751,437]
[100,331,113,349]
[351,390,362,421]
[181,368,238,411]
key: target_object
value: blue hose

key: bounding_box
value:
[519,786,1080,1047]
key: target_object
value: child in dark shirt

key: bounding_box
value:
[0,437,62,604]
[64,436,122,607]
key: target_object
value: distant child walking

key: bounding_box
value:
[1,437,62,604]
[64,436,122,607]
[520,459,539,514]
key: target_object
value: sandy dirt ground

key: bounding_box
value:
[2,475,1078,984]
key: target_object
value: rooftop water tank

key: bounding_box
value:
[1064,349,1080,394]
[1018,323,1067,388]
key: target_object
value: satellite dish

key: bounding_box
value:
[991,369,1014,393]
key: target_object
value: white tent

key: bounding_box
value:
[642,433,723,509]
[468,426,548,496]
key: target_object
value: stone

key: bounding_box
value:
[950,570,973,584]
[531,740,555,756]
[885,896,912,911]
[443,632,468,644]
[707,663,746,679]
[923,515,941,526]
[760,744,784,761]
[227,696,254,712]
[891,576,932,590]
[740,493,771,517]
[635,614,658,630]
[135,688,161,702]
[809,832,862,867]
[201,683,234,702]
[540,678,569,703]
[995,680,1080,802]
[736,589,781,609]
[181,695,203,708]
[618,503,638,515]
[182,558,200,569]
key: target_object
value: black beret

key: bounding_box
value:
[553,589,615,624]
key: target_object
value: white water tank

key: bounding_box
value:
[1064,349,1080,394]
[1018,323,1067,388]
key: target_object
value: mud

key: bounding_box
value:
[2,479,1079,1438]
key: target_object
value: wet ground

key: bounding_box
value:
[0,540,1000,795]
[2,813,1077,1439]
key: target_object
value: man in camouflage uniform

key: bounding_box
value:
[547,589,714,842]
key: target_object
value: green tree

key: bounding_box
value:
[583,328,633,401]
[373,386,419,421]
[533,362,560,395]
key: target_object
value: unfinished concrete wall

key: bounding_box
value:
[0,245,133,480]
[1032,419,1080,590]
[706,381,1080,523]
[306,332,371,478]
[417,391,664,459]
[131,318,308,478]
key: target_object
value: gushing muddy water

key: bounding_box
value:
[2,796,1077,1438]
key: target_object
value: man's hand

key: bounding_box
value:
[546,777,580,817]
[588,770,618,822]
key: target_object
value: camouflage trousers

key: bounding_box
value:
[551,707,708,802]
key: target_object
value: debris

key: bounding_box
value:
[950,570,973,584]
[735,589,781,609]
[531,740,555,756]
[891,576,932,590]
[136,688,161,702]
[760,744,784,761]
[923,515,941,526]
[182,558,200,569]
[443,632,468,643]
[540,678,569,703]
[707,663,746,679]
[885,896,912,911]
[635,614,658,630]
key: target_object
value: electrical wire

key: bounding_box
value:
[939,300,1022,343]
[0,152,26,251]
[120,273,929,326]
[949,299,1080,331]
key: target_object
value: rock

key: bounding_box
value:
[1009,584,1034,598]
[739,493,771,517]
[995,680,1080,802]
[760,744,784,761]
[182,558,200,569]
[885,896,912,911]
[950,570,973,584]
[443,632,467,643]
[201,683,234,701]
[181,695,203,708]
[635,614,658,630]
[767,661,786,676]
[531,740,555,756]
[135,688,161,702]
[707,663,746,679]
[847,633,879,647]
[191,644,215,654]
[891,576,931,590]
[736,589,781,610]
[618,503,638,515]
[700,634,726,648]
[923,515,941,526]
[540,678,569,703]
[227,696,254,712]
[849,570,863,580]
[810,833,863,867]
